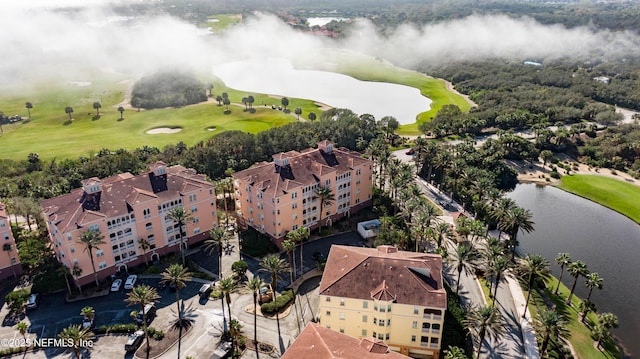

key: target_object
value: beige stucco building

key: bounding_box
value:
[40,162,218,286]
[318,245,447,359]
[232,140,373,246]
[0,202,22,280]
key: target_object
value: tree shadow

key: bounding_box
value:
[92,115,101,121]
[63,120,73,126]
[2,311,25,327]
[117,118,125,122]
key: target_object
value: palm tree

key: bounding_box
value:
[593,313,618,350]
[578,300,596,324]
[314,186,335,234]
[92,102,101,116]
[58,324,95,359]
[431,222,453,250]
[554,252,571,295]
[16,322,28,342]
[259,255,289,308]
[117,106,125,120]
[138,238,151,266]
[72,264,83,294]
[584,272,604,302]
[464,305,503,359]
[566,260,589,305]
[281,97,289,111]
[57,264,73,296]
[308,112,316,121]
[65,106,74,121]
[598,312,619,330]
[167,207,192,266]
[246,277,264,356]
[204,227,231,278]
[77,229,106,287]
[450,243,481,294]
[2,243,16,278]
[282,239,296,284]
[290,227,308,277]
[218,276,239,328]
[535,308,569,356]
[160,264,192,325]
[228,318,243,354]
[518,254,550,318]
[500,206,535,260]
[592,322,610,350]
[487,256,511,304]
[444,346,468,359]
[294,107,302,120]
[80,306,95,324]
[25,102,33,119]
[125,284,160,358]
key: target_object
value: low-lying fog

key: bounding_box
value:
[2,1,639,101]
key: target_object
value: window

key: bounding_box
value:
[189,194,197,202]
[192,217,199,224]
[413,307,419,315]
[325,297,331,302]
[363,301,368,309]
[292,192,297,199]
[191,206,198,213]
[146,222,153,231]
[292,203,298,209]
[362,315,368,323]
[70,246,75,253]
[339,327,344,333]
[380,306,386,313]
[194,228,200,234]
[377,334,384,340]
[325,311,331,316]
[374,303,378,311]
[292,225,298,230]
[293,214,297,220]
[387,319,391,326]
[96,250,104,257]
[411,335,416,343]
[340,299,345,306]
[98,261,107,269]
[373,318,377,324]
[385,333,390,340]
[339,312,345,320]
[372,332,377,338]
[143,208,151,218]
[67,233,72,241]
[387,304,392,312]
[412,321,418,329]
[362,329,367,337]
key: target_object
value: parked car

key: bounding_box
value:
[111,279,123,292]
[125,330,145,352]
[124,275,137,290]
[26,294,39,310]
[82,317,94,329]
[199,282,214,298]
[405,148,415,155]
[135,303,157,325]
[210,340,233,359]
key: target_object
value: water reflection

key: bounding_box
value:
[509,183,640,357]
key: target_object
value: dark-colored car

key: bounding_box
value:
[125,330,145,352]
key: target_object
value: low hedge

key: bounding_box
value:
[95,324,163,340]
[261,289,295,314]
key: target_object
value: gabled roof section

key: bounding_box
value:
[282,323,411,359]
[319,245,446,309]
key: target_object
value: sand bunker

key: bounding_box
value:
[146,127,182,134]
[207,127,216,131]
[68,81,91,87]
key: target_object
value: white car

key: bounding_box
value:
[124,275,137,290]
[111,279,123,292]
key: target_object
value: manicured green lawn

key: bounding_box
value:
[556,174,640,224]
[202,14,242,33]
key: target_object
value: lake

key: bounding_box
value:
[212,57,432,125]
[508,183,640,358]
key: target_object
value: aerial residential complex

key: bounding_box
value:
[40,162,218,286]
[318,245,447,359]
[232,140,373,246]
[283,322,411,359]
[0,202,22,281]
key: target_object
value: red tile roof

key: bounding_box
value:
[282,323,411,359]
[40,163,212,233]
[232,142,370,198]
[319,246,447,309]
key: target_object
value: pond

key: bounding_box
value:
[508,183,640,357]
[212,57,432,125]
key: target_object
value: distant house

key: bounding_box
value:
[593,76,610,84]
[282,322,411,359]
[523,61,543,67]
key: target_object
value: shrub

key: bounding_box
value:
[95,323,137,334]
[550,157,560,165]
[211,289,223,299]
[147,327,164,340]
[550,171,561,179]
[261,289,295,314]
[191,271,214,281]
[231,260,248,277]
[143,266,162,274]
[5,288,30,312]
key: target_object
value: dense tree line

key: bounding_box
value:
[578,123,640,176]
[131,71,207,109]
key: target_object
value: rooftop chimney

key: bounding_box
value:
[377,245,398,254]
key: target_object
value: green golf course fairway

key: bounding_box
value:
[0,51,469,161]
[557,174,640,224]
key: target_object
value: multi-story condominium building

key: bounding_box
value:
[283,322,411,359]
[232,140,373,245]
[318,245,447,359]
[40,162,217,286]
[0,202,22,280]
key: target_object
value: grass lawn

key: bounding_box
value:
[202,14,243,33]
[524,275,621,359]
[317,50,472,135]
[556,174,640,224]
